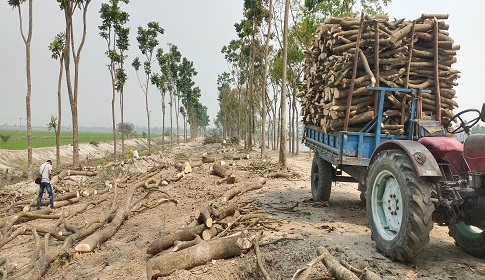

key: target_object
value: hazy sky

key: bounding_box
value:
[1,1,484,129]
[0,0,243,129]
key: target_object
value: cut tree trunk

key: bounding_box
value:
[75,182,141,253]
[146,224,205,255]
[222,178,266,202]
[50,170,98,185]
[317,246,359,280]
[211,162,228,178]
[146,232,253,279]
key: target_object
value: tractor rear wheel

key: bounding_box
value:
[449,223,485,258]
[311,153,333,202]
[366,149,434,261]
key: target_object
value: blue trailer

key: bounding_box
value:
[303,86,443,202]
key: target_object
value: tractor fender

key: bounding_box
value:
[370,140,441,180]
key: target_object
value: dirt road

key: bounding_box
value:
[0,139,484,279]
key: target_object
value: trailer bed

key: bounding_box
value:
[304,125,408,167]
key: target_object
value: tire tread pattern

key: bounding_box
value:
[311,153,333,202]
[367,150,434,261]
[449,224,485,258]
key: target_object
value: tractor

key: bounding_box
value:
[304,86,485,260]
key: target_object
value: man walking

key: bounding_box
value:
[37,160,54,210]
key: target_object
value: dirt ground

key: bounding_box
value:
[1,138,484,280]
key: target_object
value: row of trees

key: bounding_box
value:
[9,0,210,173]
[215,0,390,165]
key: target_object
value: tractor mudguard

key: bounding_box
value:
[370,140,441,180]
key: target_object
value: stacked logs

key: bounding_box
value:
[300,13,460,134]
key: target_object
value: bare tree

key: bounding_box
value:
[99,0,130,162]
[132,22,164,154]
[9,0,33,176]
[59,0,92,167]
[48,32,65,168]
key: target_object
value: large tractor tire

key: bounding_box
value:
[449,223,485,258]
[311,152,333,202]
[366,149,434,261]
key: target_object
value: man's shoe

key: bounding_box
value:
[36,206,41,210]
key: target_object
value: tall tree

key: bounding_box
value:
[132,21,164,153]
[177,57,197,140]
[221,39,249,142]
[115,26,129,156]
[48,32,65,168]
[99,0,130,161]
[216,72,233,139]
[261,0,273,158]
[279,0,290,166]
[235,0,269,150]
[187,86,201,139]
[165,44,181,147]
[9,0,33,176]
[58,0,92,167]
[152,49,168,148]
[195,102,210,136]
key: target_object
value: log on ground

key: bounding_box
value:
[146,224,205,255]
[146,232,253,279]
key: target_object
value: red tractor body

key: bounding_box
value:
[464,135,485,173]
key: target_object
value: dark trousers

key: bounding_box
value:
[37,182,54,208]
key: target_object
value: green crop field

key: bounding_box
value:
[0,130,154,150]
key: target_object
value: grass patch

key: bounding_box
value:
[0,129,161,150]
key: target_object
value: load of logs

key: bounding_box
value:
[300,13,460,134]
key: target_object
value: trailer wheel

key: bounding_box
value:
[366,149,434,261]
[449,223,485,258]
[311,153,333,202]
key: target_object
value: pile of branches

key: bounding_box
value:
[0,151,191,279]
[146,177,269,279]
[0,147,266,279]
[300,13,460,133]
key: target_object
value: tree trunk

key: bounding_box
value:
[237,86,241,142]
[317,246,360,280]
[161,92,166,148]
[211,162,228,178]
[111,66,117,162]
[145,77,151,153]
[63,7,75,166]
[146,232,253,279]
[14,1,34,177]
[120,85,125,157]
[170,93,174,148]
[183,113,187,143]
[56,58,63,168]
[175,94,180,145]
[75,182,140,253]
[147,224,205,255]
[292,80,298,155]
[73,2,90,167]
[279,0,290,166]
[25,0,33,177]
[222,178,266,202]
[247,31,256,151]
